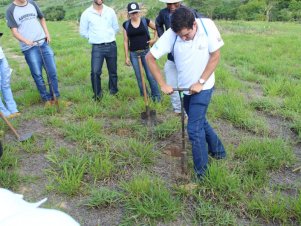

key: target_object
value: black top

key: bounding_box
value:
[123,18,150,52]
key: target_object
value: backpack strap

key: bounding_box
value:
[125,19,130,33]
[141,17,150,40]
[200,19,208,37]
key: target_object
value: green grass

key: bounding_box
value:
[0,18,300,225]
[84,187,121,208]
[120,173,182,224]
[248,192,301,224]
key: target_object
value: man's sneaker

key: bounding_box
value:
[58,100,72,107]
[7,112,21,119]
[44,100,53,108]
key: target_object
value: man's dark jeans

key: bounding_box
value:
[184,88,226,178]
[91,42,118,98]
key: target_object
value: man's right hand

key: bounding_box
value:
[125,57,131,66]
[161,84,174,95]
[24,39,34,46]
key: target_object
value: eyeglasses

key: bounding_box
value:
[129,12,139,15]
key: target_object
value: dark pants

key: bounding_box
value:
[91,42,118,98]
[184,88,226,178]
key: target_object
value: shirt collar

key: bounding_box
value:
[88,4,107,14]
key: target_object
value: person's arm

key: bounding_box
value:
[39,18,51,43]
[155,12,165,37]
[147,20,158,47]
[146,52,173,94]
[123,28,131,66]
[79,12,89,39]
[189,49,221,94]
[11,28,34,46]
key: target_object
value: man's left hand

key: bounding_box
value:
[147,39,156,47]
[45,34,51,43]
[189,82,203,94]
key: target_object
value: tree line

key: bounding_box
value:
[187,0,301,22]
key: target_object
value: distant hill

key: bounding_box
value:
[0,0,163,21]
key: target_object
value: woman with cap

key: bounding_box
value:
[123,2,161,102]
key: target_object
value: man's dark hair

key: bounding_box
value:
[171,7,195,33]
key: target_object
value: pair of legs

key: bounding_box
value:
[130,49,161,102]
[23,42,60,102]
[0,57,18,117]
[91,42,118,99]
[184,88,226,178]
[164,60,181,113]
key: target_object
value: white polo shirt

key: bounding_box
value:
[150,18,224,93]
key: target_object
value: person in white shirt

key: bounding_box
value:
[146,7,226,179]
[80,0,119,101]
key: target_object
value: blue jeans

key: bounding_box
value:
[23,42,60,101]
[184,88,226,177]
[130,49,161,102]
[91,42,118,97]
[0,57,18,116]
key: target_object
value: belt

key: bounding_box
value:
[95,41,115,46]
[133,48,149,53]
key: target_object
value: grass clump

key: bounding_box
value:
[211,92,268,134]
[235,138,295,187]
[194,198,237,226]
[88,148,115,181]
[121,173,182,224]
[113,138,157,168]
[46,151,88,196]
[84,187,121,208]
[154,117,180,139]
[235,138,295,170]
[199,161,242,204]
[248,192,301,224]
[0,144,21,190]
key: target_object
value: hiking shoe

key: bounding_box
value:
[7,112,21,119]
[44,100,53,108]
[58,100,72,107]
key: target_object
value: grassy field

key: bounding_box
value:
[0,15,300,226]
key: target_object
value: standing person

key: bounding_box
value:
[0,33,20,118]
[80,0,119,101]
[156,0,201,114]
[123,2,161,102]
[6,0,60,106]
[146,7,226,179]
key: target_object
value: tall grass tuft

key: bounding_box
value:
[194,198,237,225]
[88,148,115,181]
[84,187,121,208]
[121,173,182,224]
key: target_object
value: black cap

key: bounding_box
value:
[127,2,140,14]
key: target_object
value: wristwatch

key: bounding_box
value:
[198,78,206,85]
